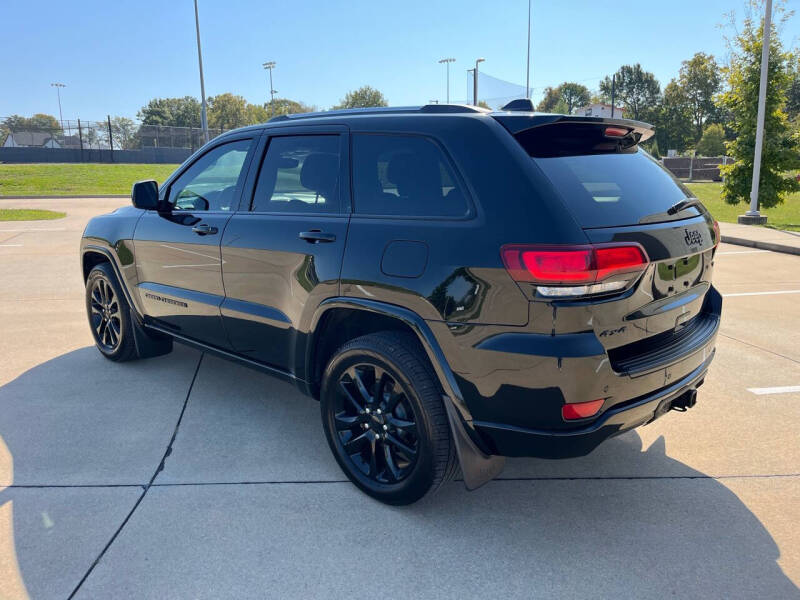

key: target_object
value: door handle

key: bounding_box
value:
[192,223,218,236]
[299,230,336,243]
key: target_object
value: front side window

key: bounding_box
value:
[352,134,469,217]
[169,139,252,211]
[251,135,341,213]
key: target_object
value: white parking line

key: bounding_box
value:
[748,385,800,396]
[723,290,800,298]
[0,244,22,247]
[0,227,66,232]
[716,250,769,255]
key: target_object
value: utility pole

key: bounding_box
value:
[474,58,485,106]
[610,74,616,118]
[439,58,456,103]
[742,0,772,224]
[263,61,277,107]
[193,0,209,144]
[526,0,531,98]
[50,83,66,134]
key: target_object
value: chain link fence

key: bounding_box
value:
[0,117,228,163]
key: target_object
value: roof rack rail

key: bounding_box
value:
[268,104,487,122]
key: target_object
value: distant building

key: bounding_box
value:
[577,103,625,119]
[2,131,61,148]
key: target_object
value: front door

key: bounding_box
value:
[134,136,256,348]
[221,129,350,372]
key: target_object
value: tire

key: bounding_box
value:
[85,262,139,362]
[320,331,458,505]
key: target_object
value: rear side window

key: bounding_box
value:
[532,149,697,228]
[352,134,469,217]
[251,135,341,213]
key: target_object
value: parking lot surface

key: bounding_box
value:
[1,197,799,599]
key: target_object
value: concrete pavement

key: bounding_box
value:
[0,197,798,598]
[720,221,800,256]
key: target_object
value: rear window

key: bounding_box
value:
[532,149,698,228]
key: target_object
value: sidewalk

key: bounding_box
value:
[719,222,800,256]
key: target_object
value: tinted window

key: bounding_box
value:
[352,134,468,217]
[533,149,697,228]
[251,135,341,213]
[170,139,251,211]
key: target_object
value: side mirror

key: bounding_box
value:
[131,180,159,210]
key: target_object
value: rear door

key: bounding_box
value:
[220,126,350,372]
[134,135,256,348]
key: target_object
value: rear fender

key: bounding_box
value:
[308,298,505,490]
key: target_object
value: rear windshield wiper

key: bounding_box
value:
[667,198,702,215]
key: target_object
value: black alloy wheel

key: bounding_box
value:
[321,332,458,505]
[89,277,122,351]
[85,262,138,362]
[334,363,420,483]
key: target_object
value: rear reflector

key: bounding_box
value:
[713,220,720,248]
[501,243,649,297]
[562,399,605,420]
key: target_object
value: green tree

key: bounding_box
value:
[678,52,722,140]
[599,64,661,121]
[787,58,800,120]
[207,93,248,130]
[695,123,727,156]
[719,2,800,208]
[334,86,388,109]
[536,82,591,113]
[650,80,695,154]
[264,98,315,119]
[108,116,139,150]
[137,96,201,127]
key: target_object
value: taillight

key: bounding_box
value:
[562,399,605,420]
[713,220,720,248]
[501,243,649,298]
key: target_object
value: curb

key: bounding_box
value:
[721,235,800,256]
[0,195,128,199]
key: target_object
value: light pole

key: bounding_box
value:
[193,0,209,144]
[526,0,531,98]
[742,0,772,224]
[473,58,485,106]
[438,58,455,104]
[263,62,277,107]
[50,83,65,134]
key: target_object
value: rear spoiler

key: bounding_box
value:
[492,112,654,142]
[492,112,654,157]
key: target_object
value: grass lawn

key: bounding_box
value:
[686,182,800,232]
[0,163,179,197]
[0,208,66,221]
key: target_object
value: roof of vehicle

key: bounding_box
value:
[217,103,654,141]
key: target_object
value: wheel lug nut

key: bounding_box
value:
[365,408,370,414]
[376,409,382,415]
[365,423,370,428]
[383,425,388,430]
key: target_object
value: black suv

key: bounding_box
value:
[80,104,721,505]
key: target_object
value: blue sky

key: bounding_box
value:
[1,0,798,120]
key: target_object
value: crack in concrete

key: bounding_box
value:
[66,351,204,600]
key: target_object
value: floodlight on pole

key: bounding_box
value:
[263,61,277,106]
[438,58,456,104]
[50,83,66,133]
[745,0,772,222]
[474,58,485,106]
[193,0,209,144]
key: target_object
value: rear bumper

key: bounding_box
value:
[473,353,713,458]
